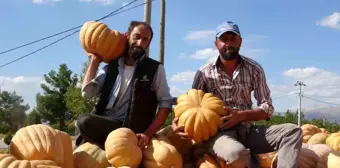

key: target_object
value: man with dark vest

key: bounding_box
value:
[75,21,173,150]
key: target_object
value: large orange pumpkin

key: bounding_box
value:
[79,21,126,63]
[174,89,228,143]
[9,124,74,168]
[0,154,60,168]
[301,124,321,143]
[105,128,142,168]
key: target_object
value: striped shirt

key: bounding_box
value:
[192,55,274,122]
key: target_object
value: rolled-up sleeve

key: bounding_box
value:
[81,65,108,99]
[152,64,173,109]
[254,67,274,118]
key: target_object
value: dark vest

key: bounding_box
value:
[91,56,160,133]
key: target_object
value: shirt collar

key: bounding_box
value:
[213,54,244,70]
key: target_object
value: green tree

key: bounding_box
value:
[36,64,78,131]
[0,90,29,133]
[65,60,97,119]
[23,108,42,126]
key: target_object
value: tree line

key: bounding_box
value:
[1,62,339,144]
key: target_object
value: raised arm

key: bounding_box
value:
[81,54,107,99]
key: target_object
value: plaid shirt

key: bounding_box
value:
[192,55,274,124]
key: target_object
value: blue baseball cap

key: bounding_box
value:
[216,21,241,38]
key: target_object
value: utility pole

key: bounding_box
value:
[294,81,306,127]
[144,0,152,57]
[322,116,326,126]
[159,0,165,64]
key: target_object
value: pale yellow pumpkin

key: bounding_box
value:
[257,151,276,168]
[73,142,110,168]
[174,89,228,143]
[9,124,71,167]
[271,148,319,168]
[156,125,194,162]
[302,143,334,157]
[301,124,321,143]
[105,128,142,168]
[327,151,340,168]
[307,132,329,144]
[79,21,126,63]
[142,134,183,168]
[0,154,60,168]
[326,132,340,151]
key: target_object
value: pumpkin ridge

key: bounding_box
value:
[95,27,109,52]
[104,30,120,57]
[90,23,106,51]
[26,125,43,159]
[85,22,101,53]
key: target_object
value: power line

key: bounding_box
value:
[0,0,140,56]
[303,95,340,106]
[0,0,155,69]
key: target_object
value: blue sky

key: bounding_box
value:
[1,0,340,117]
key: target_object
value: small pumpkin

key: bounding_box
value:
[79,21,126,63]
[105,128,142,168]
[174,89,228,143]
[301,124,321,143]
[307,132,329,144]
[9,124,67,167]
[257,151,276,168]
[156,125,194,162]
[0,154,60,168]
[326,132,340,151]
[142,134,183,168]
[73,142,110,168]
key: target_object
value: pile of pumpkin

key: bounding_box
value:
[2,89,340,168]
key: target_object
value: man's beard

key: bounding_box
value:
[127,44,145,60]
[220,46,240,60]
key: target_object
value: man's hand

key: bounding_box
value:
[87,53,102,64]
[171,118,191,139]
[136,133,150,149]
[220,107,244,130]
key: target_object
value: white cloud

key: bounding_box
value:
[0,76,44,112]
[170,71,196,84]
[32,0,62,4]
[183,30,215,42]
[79,0,115,5]
[317,12,340,30]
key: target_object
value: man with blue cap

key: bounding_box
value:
[172,21,303,167]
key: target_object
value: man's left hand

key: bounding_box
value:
[136,133,150,149]
[220,107,244,130]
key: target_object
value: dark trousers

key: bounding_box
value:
[76,113,123,149]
